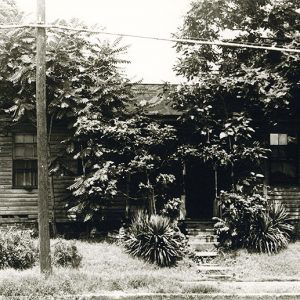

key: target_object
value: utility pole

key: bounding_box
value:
[36,0,51,275]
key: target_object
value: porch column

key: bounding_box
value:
[179,162,187,220]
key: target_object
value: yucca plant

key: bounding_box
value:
[124,213,185,267]
[247,203,294,254]
[269,202,294,237]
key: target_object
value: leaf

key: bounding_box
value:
[220,132,227,139]
[84,213,93,222]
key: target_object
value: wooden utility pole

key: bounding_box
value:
[36,0,51,274]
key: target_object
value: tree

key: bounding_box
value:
[0,0,22,24]
[166,0,300,194]
[0,11,180,224]
[67,110,179,222]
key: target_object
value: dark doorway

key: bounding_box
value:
[185,160,215,220]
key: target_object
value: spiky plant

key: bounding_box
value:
[247,203,294,254]
[269,202,294,237]
[124,213,185,267]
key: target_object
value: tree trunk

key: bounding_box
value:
[147,175,156,215]
[125,174,130,218]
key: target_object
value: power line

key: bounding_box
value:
[0,23,299,53]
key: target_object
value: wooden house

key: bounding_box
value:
[0,84,299,236]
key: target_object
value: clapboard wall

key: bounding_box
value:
[266,131,300,235]
[0,118,126,227]
[0,121,72,225]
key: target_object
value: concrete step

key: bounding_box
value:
[189,241,219,251]
[188,235,218,243]
[194,251,218,258]
[187,228,215,234]
[197,265,231,272]
[189,233,217,238]
[184,220,214,230]
[204,274,235,280]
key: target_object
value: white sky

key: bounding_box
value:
[15,0,192,83]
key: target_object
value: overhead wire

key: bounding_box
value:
[0,23,299,53]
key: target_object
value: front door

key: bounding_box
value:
[185,160,215,220]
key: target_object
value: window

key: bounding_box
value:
[269,133,298,184]
[13,134,37,188]
[270,133,288,146]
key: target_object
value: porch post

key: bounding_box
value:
[263,159,269,197]
[213,166,219,217]
[179,162,187,220]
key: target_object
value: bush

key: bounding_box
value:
[123,212,186,267]
[161,198,183,222]
[214,192,294,254]
[247,203,294,254]
[0,229,37,270]
[52,239,82,268]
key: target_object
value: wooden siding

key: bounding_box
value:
[266,131,300,233]
[0,122,126,225]
[267,187,300,220]
[0,127,71,223]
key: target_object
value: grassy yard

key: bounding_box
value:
[0,240,299,298]
[0,240,217,298]
[214,241,300,281]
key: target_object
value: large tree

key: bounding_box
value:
[167,0,300,193]
[0,0,22,23]
[0,1,180,224]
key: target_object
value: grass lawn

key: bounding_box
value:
[0,240,299,298]
[0,240,217,298]
[214,241,300,281]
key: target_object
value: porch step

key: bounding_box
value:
[204,274,235,280]
[189,241,219,251]
[194,259,235,281]
[194,251,218,258]
[189,235,218,243]
[184,220,214,230]
[185,220,219,252]
[197,265,231,272]
[187,228,215,235]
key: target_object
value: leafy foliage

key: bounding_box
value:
[67,113,179,222]
[52,239,82,268]
[0,8,180,222]
[166,0,300,190]
[214,192,294,253]
[247,206,292,254]
[175,0,300,114]
[0,229,37,270]
[123,212,186,267]
[0,0,23,24]
[161,197,183,222]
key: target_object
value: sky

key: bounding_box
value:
[15,0,192,83]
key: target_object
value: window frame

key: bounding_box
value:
[12,133,38,189]
[269,132,298,185]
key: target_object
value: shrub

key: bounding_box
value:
[214,192,294,254]
[123,212,186,267]
[161,198,183,222]
[214,192,266,249]
[52,239,82,268]
[247,203,294,254]
[0,229,37,270]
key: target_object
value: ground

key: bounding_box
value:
[214,242,300,281]
[0,240,299,298]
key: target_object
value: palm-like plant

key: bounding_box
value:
[269,202,294,237]
[124,213,185,267]
[247,203,294,254]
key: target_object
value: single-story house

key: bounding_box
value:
[0,84,299,235]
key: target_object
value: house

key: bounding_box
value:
[0,84,299,236]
